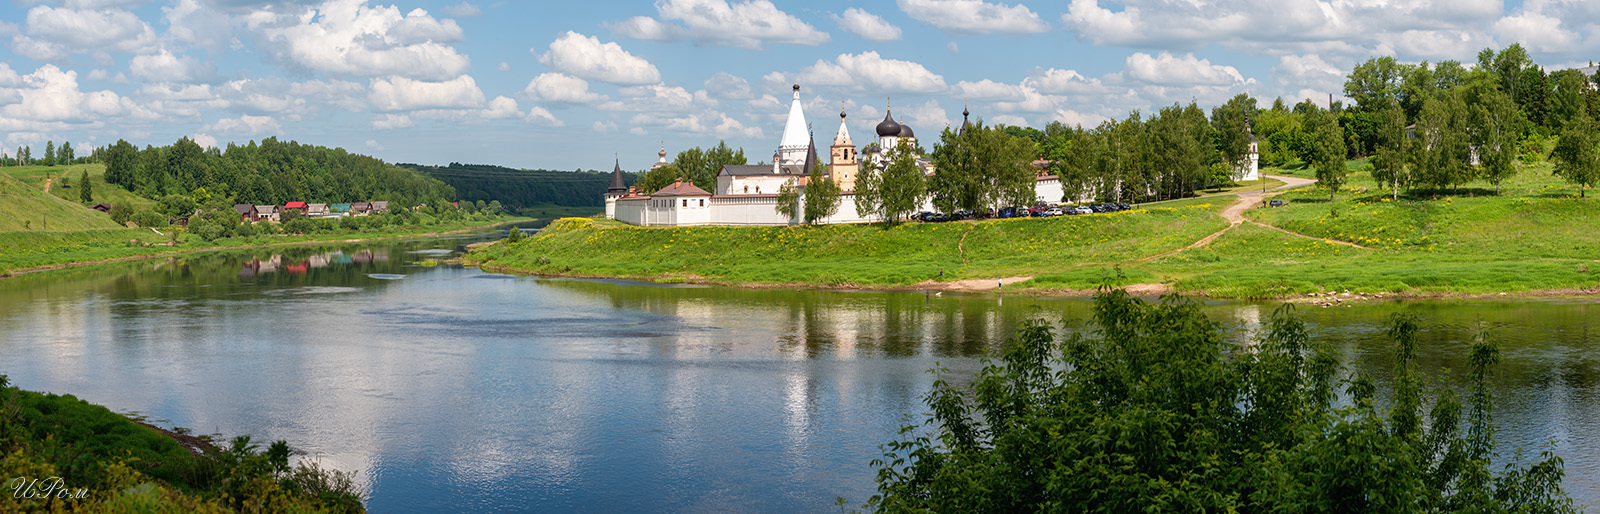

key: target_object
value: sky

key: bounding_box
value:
[2,0,1598,172]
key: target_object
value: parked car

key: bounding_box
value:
[1269,199,1287,207]
[1044,208,1064,216]
[1073,206,1094,215]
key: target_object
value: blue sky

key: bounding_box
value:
[1,0,1595,172]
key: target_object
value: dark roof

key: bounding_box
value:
[719,164,777,176]
[876,109,901,137]
[608,158,626,193]
[960,106,971,135]
[897,123,915,138]
[234,204,253,215]
[802,131,819,176]
[651,180,712,197]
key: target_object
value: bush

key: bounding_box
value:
[131,209,166,228]
[109,199,134,225]
[506,227,523,243]
[867,291,1575,512]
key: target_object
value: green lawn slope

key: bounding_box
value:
[0,167,124,231]
[468,198,1228,287]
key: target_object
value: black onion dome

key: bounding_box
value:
[897,123,915,138]
[875,111,901,137]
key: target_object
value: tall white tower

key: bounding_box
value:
[776,83,809,166]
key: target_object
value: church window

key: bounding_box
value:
[744,185,749,194]
[699,199,705,207]
[682,199,687,207]
[756,186,761,194]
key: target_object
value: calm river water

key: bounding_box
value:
[1,228,1596,512]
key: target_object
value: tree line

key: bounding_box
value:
[2,140,94,167]
[101,137,458,208]
[402,162,626,208]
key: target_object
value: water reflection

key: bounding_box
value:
[0,237,1597,512]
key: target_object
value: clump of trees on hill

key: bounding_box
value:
[100,137,456,208]
[404,162,622,209]
[866,291,1576,512]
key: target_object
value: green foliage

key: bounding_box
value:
[131,209,166,228]
[1474,88,1525,194]
[506,226,523,243]
[0,381,366,512]
[155,194,197,219]
[78,170,92,204]
[634,163,683,196]
[1551,111,1600,198]
[43,141,56,166]
[804,163,844,224]
[102,137,454,207]
[930,121,1039,212]
[405,162,624,208]
[855,141,927,222]
[1310,109,1349,198]
[672,141,747,193]
[865,292,1575,512]
[1371,99,1409,199]
[1412,92,1474,193]
[108,199,134,226]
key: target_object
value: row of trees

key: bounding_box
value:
[405,163,620,208]
[101,137,458,208]
[633,141,749,195]
[1,141,92,167]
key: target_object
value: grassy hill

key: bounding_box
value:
[471,157,1600,299]
[0,166,124,231]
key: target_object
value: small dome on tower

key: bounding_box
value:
[875,110,901,137]
[897,123,915,138]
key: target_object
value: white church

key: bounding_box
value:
[605,84,1257,227]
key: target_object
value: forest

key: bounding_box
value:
[401,163,629,208]
[98,137,457,208]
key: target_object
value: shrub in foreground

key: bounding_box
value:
[868,290,1575,512]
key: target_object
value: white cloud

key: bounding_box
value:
[592,120,617,132]
[1125,52,1246,86]
[520,73,606,104]
[202,114,281,136]
[1024,68,1103,95]
[991,114,1028,126]
[955,79,1026,101]
[1272,54,1345,95]
[130,50,215,83]
[630,110,763,138]
[497,62,510,72]
[609,0,830,49]
[371,113,414,129]
[798,51,947,94]
[252,0,470,81]
[1051,109,1107,128]
[441,2,481,17]
[899,98,951,130]
[0,63,20,87]
[537,31,660,85]
[368,74,486,111]
[163,0,235,53]
[190,132,218,149]
[365,139,383,150]
[704,72,754,100]
[483,96,519,119]
[947,41,958,53]
[288,79,367,112]
[525,105,563,126]
[897,0,1050,35]
[598,83,695,112]
[10,5,157,60]
[834,8,901,41]
[0,64,145,123]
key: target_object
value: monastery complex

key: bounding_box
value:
[605,85,1258,227]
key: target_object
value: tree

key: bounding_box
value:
[1473,88,1524,194]
[78,170,92,204]
[1413,92,1474,193]
[131,209,166,228]
[1548,69,1589,131]
[803,162,843,224]
[101,140,138,187]
[1212,94,1257,179]
[1371,100,1410,200]
[867,291,1576,512]
[1344,56,1406,112]
[109,199,134,225]
[633,163,682,196]
[156,194,197,219]
[855,141,926,222]
[931,121,1038,213]
[58,141,74,164]
[1310,109,1348,199]
[673,141,747,193]
[43,141,55,166]
[506,226,523,243]
[1552,110,1600,198]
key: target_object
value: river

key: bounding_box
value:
[0,227,1595,512]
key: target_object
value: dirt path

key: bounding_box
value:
[1135,174,1318,263]
[42,177,53,193]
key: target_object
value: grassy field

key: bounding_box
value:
[0,168,125,231]
[475,156,1600,299]
[2,163,156,211]
[468,197,1228,287]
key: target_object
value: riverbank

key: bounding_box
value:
[467,166,1600,300]
[0,218,532,279]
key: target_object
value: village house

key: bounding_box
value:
[283,201,308,215]
[252,205,279,222]
[233,204,254,222]
[307,203,329,216]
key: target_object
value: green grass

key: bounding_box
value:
[0,168,124,231]
[474,158,1600,299]
[469,197,1229,287]
[2,163,156,211]
[0,217,529,276]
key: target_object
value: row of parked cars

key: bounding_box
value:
[914,203,1133,222]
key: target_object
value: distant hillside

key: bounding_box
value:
[402,163,635,208]
[0,168,122,232]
